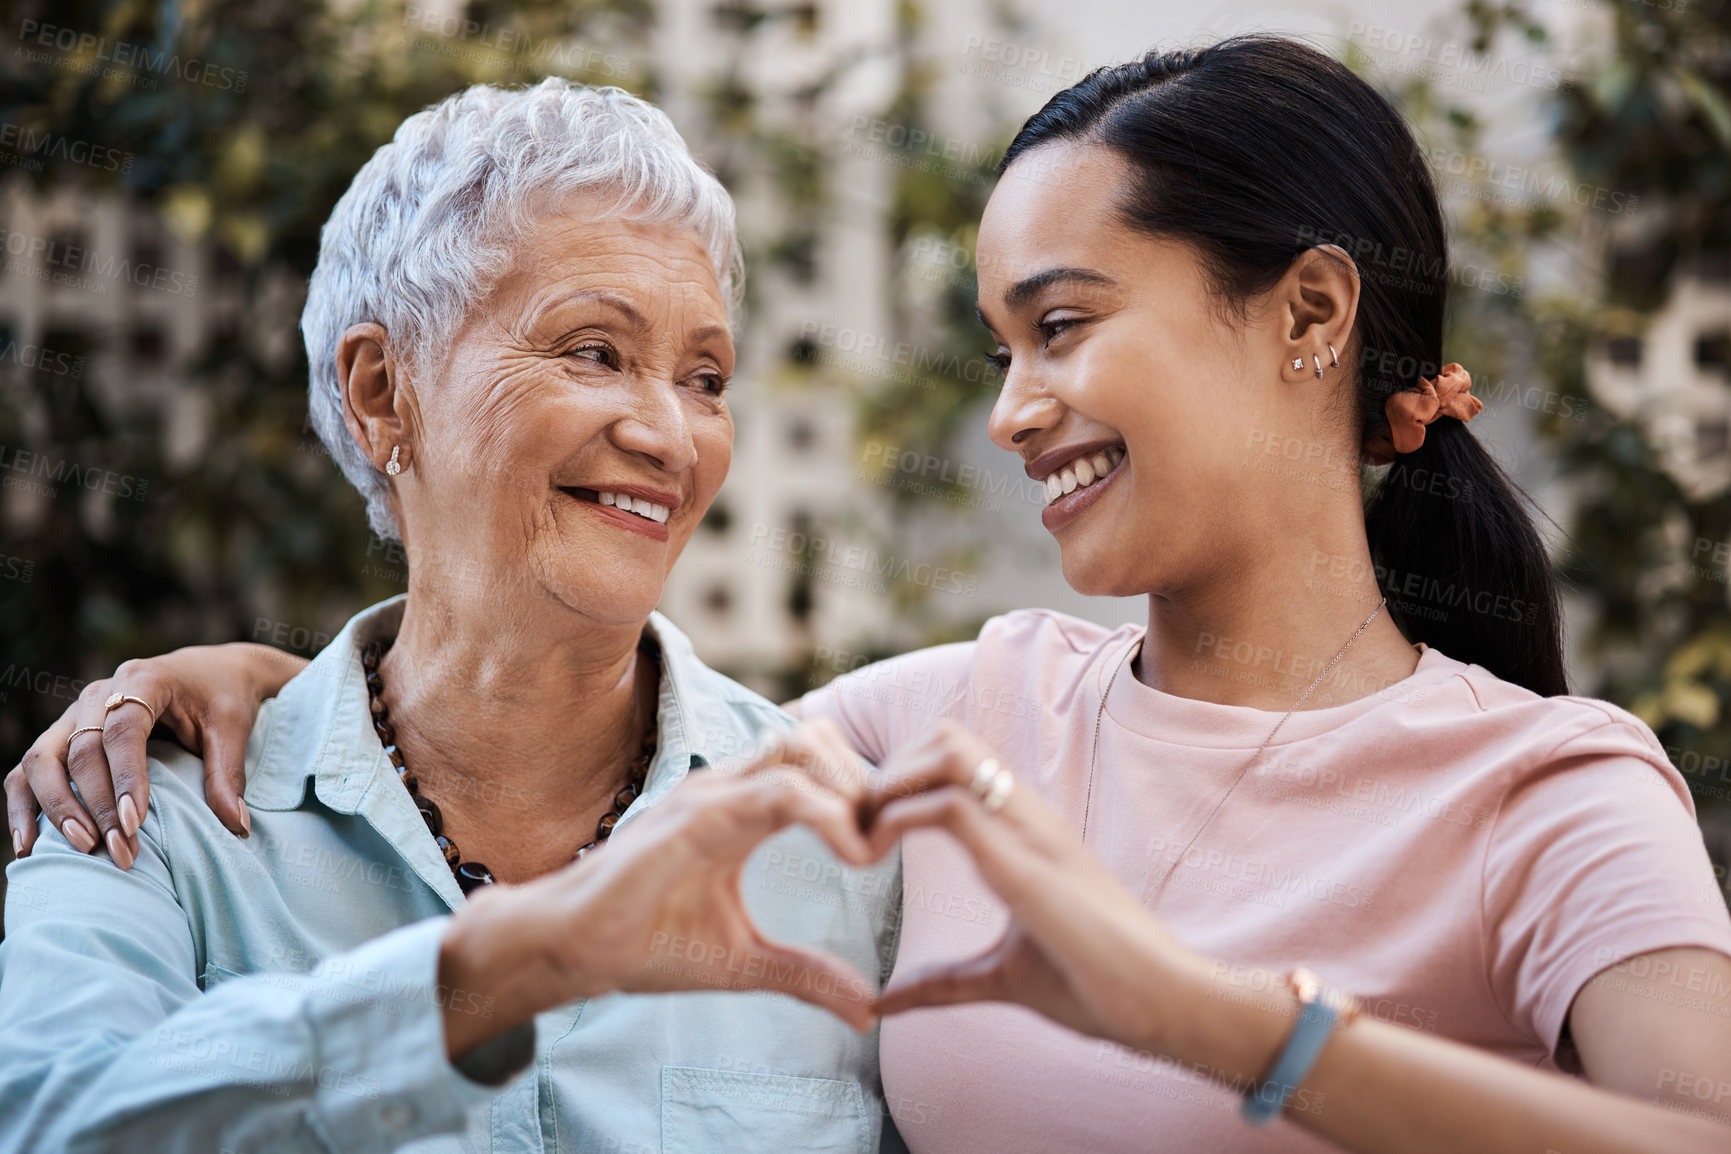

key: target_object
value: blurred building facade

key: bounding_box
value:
[0,0,1641,700]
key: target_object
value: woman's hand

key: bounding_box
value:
[5,643,308,865]
[860,722,1731,1154]
[436,720,886,1057]
[860,720,1210,1053]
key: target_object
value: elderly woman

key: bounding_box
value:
[0,79,901,1152]
[20,36,1731,1154]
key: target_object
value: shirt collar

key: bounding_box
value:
[244,595,737,835]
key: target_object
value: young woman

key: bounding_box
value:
[11,36,1731,1154]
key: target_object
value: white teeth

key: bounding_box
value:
[593,492,671,524]
[1041,447,1125,506]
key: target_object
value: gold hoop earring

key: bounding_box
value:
[385,445,403,476]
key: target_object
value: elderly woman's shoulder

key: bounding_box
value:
[141,697,282,828]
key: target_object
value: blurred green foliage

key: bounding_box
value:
[1363,0,1731,820]
[4,0,1729,827]
[0,0,655,757]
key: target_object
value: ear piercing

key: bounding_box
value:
[385,445,402,476]
[1292,346,1341,377]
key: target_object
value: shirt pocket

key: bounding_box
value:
[659,1066,871,1154]
[199,961,244,991]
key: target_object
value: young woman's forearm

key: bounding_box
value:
[220,641,310,697]
[1156,961,1727,1154]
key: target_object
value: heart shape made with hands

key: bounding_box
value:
[570,744,887,1031]
[571,715,1176,1047]
[845,718,1188,1048]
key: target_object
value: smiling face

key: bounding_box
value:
[977,142,1314,599]
[392,204,733,628]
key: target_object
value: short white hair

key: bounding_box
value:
[302,78,744,540]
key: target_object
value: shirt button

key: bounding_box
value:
[380,1102,413,1130]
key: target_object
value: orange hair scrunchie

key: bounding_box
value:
[1363,362,1483,466]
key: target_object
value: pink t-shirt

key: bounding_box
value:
[800,609,1731,1154]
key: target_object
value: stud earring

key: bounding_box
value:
[1291,358,1304,371]
[1328,343,1339,368]
[1313,353,1323,379]
[385,445,402,476]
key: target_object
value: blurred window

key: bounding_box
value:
[132,236,164,274]
[1695,330,1729,375]
[47,229,85,271]
[703,582,733,615]
[1697,418,1729,460]
[129,326,167,365]
[1606,336,1642,368]
[1691,250,1730,282]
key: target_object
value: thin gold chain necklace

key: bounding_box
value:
[1079,599,1388,906]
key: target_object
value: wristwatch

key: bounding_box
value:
[1241,967,1361,1126]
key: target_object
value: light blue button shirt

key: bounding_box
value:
[0,598,902,1153]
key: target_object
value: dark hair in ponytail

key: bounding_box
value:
[1001,35,1567,696]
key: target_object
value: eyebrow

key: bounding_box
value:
[1003,267,1117,310]
[529,289,651,333]
[975,267,1120,331]
[686,323,731,346]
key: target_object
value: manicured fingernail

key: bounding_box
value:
[118,794,140,838]
[62,817,97,853]
[9,828,20,858]
[106,827,136,870]
[237,799,251,838]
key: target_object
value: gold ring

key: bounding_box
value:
[103,693,156,727]
[67,725,106,754]
[969,758,1000,796]
[969,758,1015,814]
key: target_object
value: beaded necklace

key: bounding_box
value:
[361,636,661,893]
